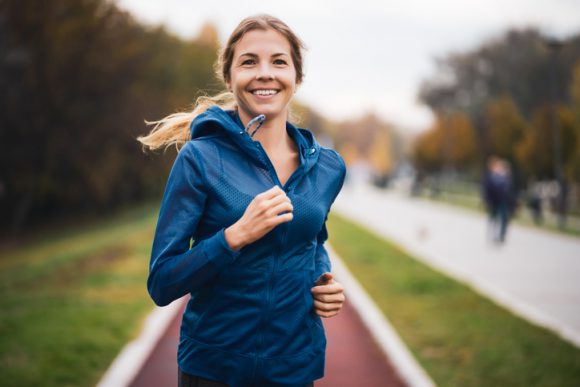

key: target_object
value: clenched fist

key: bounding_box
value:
[311,273,345,318]
[225,185,293,251]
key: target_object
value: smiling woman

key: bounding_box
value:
[228,29,297,125]
[137,14,347,387]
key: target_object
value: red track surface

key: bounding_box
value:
[130,300,405,387]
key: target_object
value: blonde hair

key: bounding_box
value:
[138,14,306,151]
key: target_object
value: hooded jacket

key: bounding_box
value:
[147,106,346,387]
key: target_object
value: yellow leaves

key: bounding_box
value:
[369,128,393,174]
[413,112,477,171]
[516,105,578,179]
[335,114,397,177]
[486,95,526,159]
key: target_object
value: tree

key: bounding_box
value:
[419,28,580,167]
[0,0,219,231]
[413,123,444,173]
[485,95,526,163]
[412,112,477,173]
[419,28,580,120]
[516,105,577,179]
[334,113,398,175]
[569,61,580,181]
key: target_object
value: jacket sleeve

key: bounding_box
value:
[147,143,241,306]
[313,220,332,282]
[313,154,347,283]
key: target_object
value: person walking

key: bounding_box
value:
[138,15,347,387]
[482,156,515,244]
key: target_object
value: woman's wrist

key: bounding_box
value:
[224,224,247,251]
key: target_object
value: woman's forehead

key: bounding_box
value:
[234,29,292,57]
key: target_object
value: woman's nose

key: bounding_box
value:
[255,63,274,80]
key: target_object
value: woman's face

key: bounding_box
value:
[228,28,298,125]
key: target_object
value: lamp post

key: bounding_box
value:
[544,37,566,229]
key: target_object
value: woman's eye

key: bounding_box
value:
[241,59,256,65]
[274,59,287,65]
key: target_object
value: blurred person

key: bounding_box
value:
[138,15,346,387]
[525,180,543,225]
[482,156,515,243]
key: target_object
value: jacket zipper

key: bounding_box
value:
[254,143,296,357]
[257,208,290,356]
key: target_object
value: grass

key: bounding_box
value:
[327,212,580,387]
[0,204,159,387]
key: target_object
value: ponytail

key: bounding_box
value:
[137,91,235,152]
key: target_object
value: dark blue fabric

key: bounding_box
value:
[147,106,346,387]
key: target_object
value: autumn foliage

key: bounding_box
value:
[0,0,220,231]
[415,28,580,188]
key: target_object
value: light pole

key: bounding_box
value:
[544,37,566,229]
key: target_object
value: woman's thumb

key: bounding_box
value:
[315,272,333,286]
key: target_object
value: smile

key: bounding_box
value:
[251,89,279,96]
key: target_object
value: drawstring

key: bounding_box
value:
[245,114,266,138]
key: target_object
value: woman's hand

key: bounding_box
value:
[225,185,293,250]
[311,273,345,318]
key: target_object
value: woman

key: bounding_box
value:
[139,14,347,387]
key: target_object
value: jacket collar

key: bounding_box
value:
[189,105,320,175]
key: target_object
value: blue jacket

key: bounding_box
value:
[147,106,346,387]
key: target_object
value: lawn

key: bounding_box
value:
[0,205,158,387]
[327,212,580,387]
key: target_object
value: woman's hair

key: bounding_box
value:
[138,14,306,151]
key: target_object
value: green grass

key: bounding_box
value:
[327,213,580,387]
[0,205,158,387]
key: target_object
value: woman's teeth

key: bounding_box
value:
[253,90,278,95]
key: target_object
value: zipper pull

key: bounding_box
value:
[245,114,266,138]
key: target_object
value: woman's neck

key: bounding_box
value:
[239,111,294,154]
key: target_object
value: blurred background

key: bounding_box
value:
[2,0,580,234]
[1,0,580,386]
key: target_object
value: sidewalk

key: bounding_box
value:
[334,184,580,347]
[129,298,404,387]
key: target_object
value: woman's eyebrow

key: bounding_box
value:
[238,52,289,58]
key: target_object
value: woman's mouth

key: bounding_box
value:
[251,89,279,98]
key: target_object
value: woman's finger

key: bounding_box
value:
[313,300,343,312]
[267,212,293,227]
[314,273,333,286]
[312,292,345,303]
[257,185,284,200]
[314,308,341,318]
[265,192,291,208]
[311,282,344,295]
[268,201,293,217]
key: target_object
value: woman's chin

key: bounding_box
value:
[243,106,287,121]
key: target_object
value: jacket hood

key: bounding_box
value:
[189,105,321,175]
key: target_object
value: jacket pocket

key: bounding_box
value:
[190,270,265,354]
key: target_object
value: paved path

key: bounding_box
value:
[130,298,404,387]
[334,184,580,347]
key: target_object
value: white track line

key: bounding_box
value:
[97,296,188,387]
[328,244,436,387]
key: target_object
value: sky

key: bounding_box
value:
[115,0,580,133]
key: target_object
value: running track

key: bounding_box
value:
[129,299,405,387]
